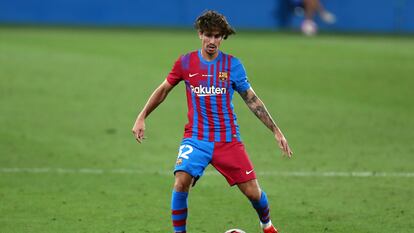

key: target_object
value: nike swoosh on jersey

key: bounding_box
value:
[189,73,198,78]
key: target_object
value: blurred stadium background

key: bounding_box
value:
[1,0,414,33]
[1,1,413,233]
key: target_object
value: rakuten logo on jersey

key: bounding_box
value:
[190,85,227,97]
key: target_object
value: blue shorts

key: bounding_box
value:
[174,138,256,186]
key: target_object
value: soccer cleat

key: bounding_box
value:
[320,11,336,24]
[262,225,278,233]
[260,220,278,233]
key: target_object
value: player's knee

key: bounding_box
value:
[238,180,262,201]
[245,189,262,201]
[242,185,262,201]
[173,172,193,192]
[173,181,191,192]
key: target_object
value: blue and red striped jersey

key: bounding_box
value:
[166,50,250,142]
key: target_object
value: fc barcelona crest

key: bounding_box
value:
[219,72,228,81]
[176,158,183,166]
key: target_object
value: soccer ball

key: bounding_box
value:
[301,19,317,36]
[225,229,246,233]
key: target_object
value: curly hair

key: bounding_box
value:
[194,10,235,40]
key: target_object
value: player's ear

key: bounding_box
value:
[198,31,203,40]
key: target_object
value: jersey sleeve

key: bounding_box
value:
[231,58,251,92]
[166,56,183,86]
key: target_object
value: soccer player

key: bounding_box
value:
[132,10,293,233]
[299,0,336,35]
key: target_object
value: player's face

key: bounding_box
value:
[199,30,223,58]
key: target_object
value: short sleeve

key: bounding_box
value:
[231,58,251,92]
[166,56,183,86]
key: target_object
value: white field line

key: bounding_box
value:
[1,168,414,178]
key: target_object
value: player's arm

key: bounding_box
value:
[239,87,293,157]
[132,80,175,143]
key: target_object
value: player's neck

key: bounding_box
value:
[201,49,219,62]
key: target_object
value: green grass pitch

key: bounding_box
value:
[1,26,414,233]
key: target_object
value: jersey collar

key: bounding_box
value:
[198,49,223,65]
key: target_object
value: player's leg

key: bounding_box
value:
[171,171,193,233]
[301,0,318,35]
[174,171,193,192]
[306,0,336,24]
[237,180,278,233]
[237,178,261,201]
[171,138,214,233]
[303,0,318,20]
[211,142,278,233]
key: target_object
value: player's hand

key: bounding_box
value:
[274,132,293,158]
[132,118,145,143]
